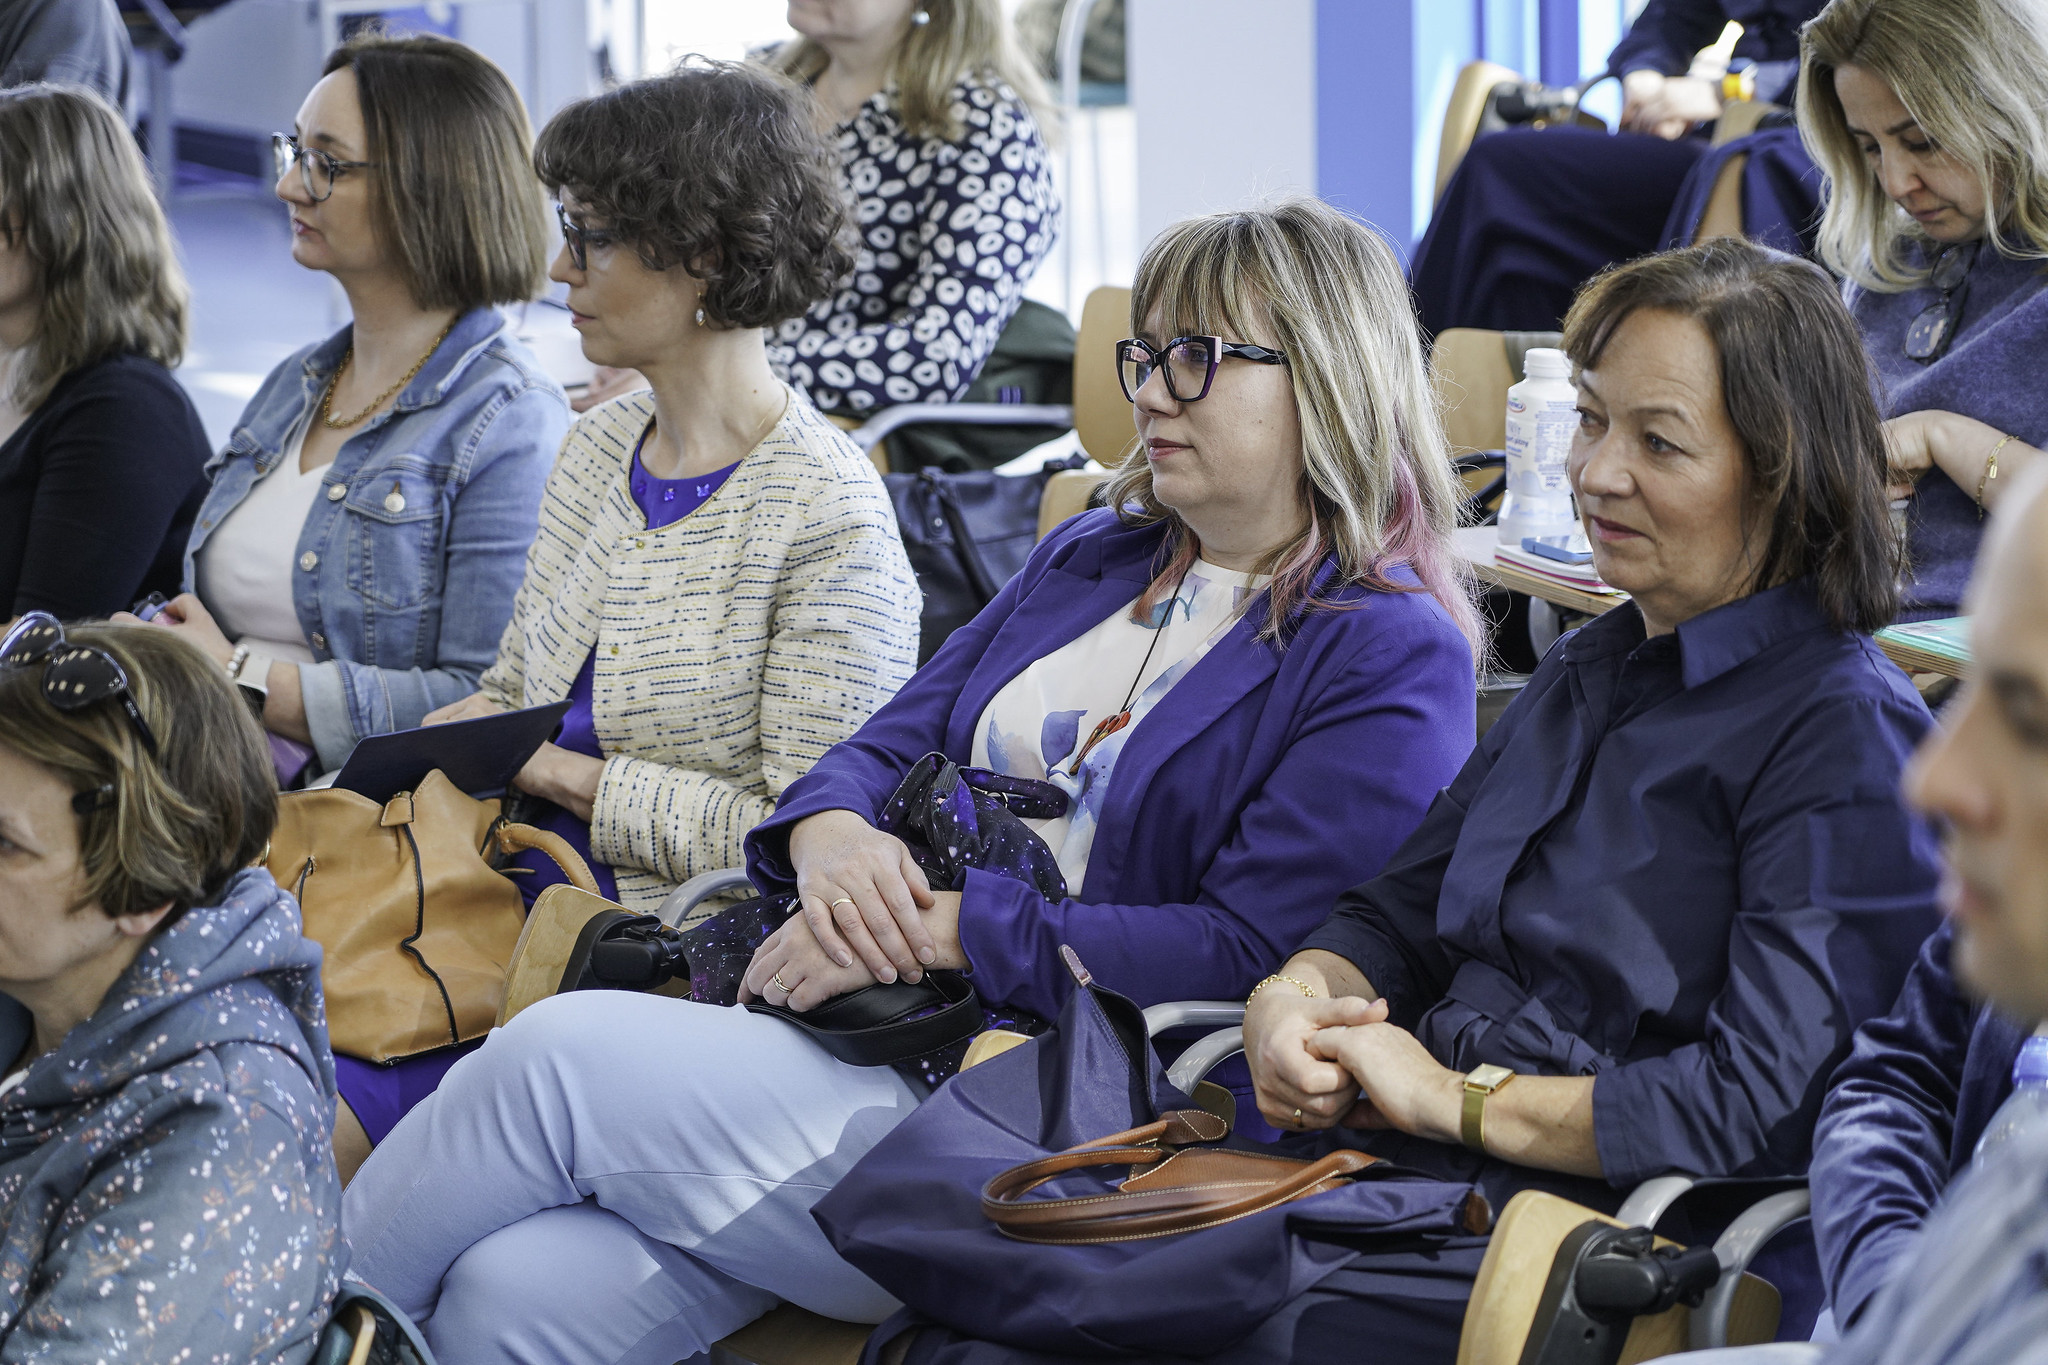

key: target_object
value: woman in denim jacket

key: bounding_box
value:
[141,32,566,778]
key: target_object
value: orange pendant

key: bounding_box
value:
[1066,710,1131,776]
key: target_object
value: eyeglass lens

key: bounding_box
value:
[272,136,338,201]
[0,613,60,666]
[1119,339,1217,403]
[556,206,587,270]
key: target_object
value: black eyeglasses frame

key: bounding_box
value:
[1904,243,1978,365]
[0,613,160,764]
[272,133,374,204]
[1115,335,1289,404]
[555,203,625,273]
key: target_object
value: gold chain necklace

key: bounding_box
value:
[319,318,457,429]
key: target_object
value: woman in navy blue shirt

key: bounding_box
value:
[1232,239,1943,1360]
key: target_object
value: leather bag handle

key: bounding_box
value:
[494,822,600,895]
[982,1110,1381,1244]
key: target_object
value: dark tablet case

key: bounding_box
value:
[331,701,574,804]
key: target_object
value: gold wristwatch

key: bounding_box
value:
[1460,1063,1516,1153]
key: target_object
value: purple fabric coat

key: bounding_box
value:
[745,509,1477,1020]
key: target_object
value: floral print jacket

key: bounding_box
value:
[0,868,342,1362]
[769,70,1060,413]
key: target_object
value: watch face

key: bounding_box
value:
[1466,1063,1515,1091]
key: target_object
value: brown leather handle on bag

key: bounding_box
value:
[494,822,601,895]
[981,1109,1382,1244]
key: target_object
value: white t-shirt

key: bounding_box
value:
[970,558,1266,895]
[194,415,320,663]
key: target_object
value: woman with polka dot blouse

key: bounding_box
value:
[575,0,1060,417]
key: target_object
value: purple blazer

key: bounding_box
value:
[746,509,1477,1019]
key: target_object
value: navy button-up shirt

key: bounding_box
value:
[1299,580,1943,1187]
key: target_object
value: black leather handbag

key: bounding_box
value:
[888,455,1087,662]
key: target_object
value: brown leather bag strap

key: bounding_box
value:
[984,1142,1379,1244]
[494,823,600,895]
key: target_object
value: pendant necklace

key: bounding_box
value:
[1065,570,1189,776]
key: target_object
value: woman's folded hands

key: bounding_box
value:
[755,809,971,1010]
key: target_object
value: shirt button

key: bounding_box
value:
[608,645,619,656]
[299,551,318,572]
[327,483,346,501]
[634,538,646,550]
[311,632,326,652]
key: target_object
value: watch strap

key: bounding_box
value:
[1460,1065,1515,1153]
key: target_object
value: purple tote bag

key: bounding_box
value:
[811,949,1490,1358]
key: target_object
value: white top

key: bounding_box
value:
[195,415,320,664]
[971,558,1266,895]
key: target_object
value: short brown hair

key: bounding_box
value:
[0,85,186,411]
[0,626,276,924]
[324,31,550,310]
[534,58,856,329]
[1562,238,1902,634]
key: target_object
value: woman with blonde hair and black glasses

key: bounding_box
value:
[0,84,211,621]
[576,0,1059,415]
[340,196,1477,1365]
[1799,0,2048,619]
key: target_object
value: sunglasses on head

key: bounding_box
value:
[2,614,159,806]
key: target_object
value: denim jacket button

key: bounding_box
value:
[327,483,346,501]
[311,633,327,652]
[384,491,407,514]
[299,551,319,572]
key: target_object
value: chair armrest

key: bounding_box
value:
[1166,1027,1245,1095]
[657,868,757,928]
[1142,1001,1246,1036]
[850,403,1075,451]
[1688,1187,1811,1351]
[1615,1175,1699,1232]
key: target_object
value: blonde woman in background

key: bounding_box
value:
[576,0,1059,414]
[340,198,1477,1365]
[1799,0,2048,619]
[0,85,211,620]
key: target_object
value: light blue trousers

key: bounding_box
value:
[341,991,923,1365]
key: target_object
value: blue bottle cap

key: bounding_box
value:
[2014,1035,2048,1086]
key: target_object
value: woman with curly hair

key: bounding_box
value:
[343,60,921,1184]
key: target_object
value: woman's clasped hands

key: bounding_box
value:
[741,809,969,1010]
[1245,987,1466,1141]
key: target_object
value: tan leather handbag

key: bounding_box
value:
[265,769,597,1063]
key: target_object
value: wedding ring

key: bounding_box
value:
[829,897,856,913]
[771,969,793,998]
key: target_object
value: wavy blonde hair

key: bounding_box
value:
[1103,198,1480,655]
[1799,0,2048,290]
[765,0,1054,141]
[0,85,187,412]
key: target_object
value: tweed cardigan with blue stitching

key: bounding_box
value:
[479,385,921,916]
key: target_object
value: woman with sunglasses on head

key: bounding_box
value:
[575,0,1057,416]
[1800,0,2048,620]
[338,197,1475,1365]
[138,31,567,775]
[0,616,342,1360]
[0,85,211,622]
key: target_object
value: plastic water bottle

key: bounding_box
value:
[1497,348,1582,547]
[1974,1034,2048,1163]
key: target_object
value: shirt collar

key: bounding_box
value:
[1562,577,1830,689]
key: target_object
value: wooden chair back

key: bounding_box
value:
[1711,98,1779,147]
[1692,151,1750,243]
[1456,1190,1781,1365]
[1436,60,1523,203]
[1073,285,1134,465]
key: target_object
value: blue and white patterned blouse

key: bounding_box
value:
[769,70,1060,414]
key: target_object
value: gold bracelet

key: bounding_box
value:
[1977,433,2016,518]
[1248,974,1319,1005]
